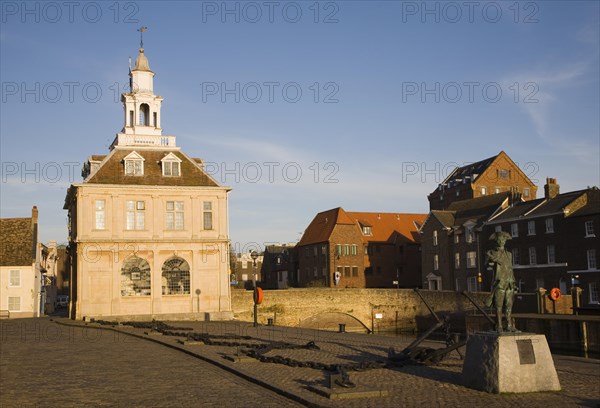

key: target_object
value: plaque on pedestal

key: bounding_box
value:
[462,332,561,393]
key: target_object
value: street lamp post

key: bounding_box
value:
[251,250,259,327]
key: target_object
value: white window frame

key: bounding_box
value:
[590,282,599,304]
[454,252,460,269]
[527,220,536,236]
[126,200,145,230]
[529,247,537,265]
[203,201,213,230]
[454,234,459,244]
[545,218,554,233]
[9,270,20,287]
[351,244,357,255]
[588,249,597,270]
[480,186,487,196]
[8,296,20,311]
[161,152,182,177]
[585,220,595,237]
[433,230,438,246]
[523,188,530,198]
[467,251,476,268]
[511,223,518,237]
[547,245,555,264]
[95,199,105,230]
[494,225,502,232]
[124,151,144,176]
[433,254,439,271]
[165,201,184,230]
[512,247,519,265]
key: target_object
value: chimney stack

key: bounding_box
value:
[544,178,560,199]
[31,206,38,225]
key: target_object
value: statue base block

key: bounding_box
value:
[462,332,561,393]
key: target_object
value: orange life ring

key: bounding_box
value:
[549,288,561,301]
[253,287,264,305]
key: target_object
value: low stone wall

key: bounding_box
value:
[231,288,488,332]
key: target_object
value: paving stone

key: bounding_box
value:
[2,317,598,408]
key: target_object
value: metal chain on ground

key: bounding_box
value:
[94,320,390,372]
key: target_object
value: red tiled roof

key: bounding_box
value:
[297,208,352,246]
[298,208,427,246]
[347,212,427,244]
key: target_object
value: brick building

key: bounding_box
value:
[428,151,537,211]
[260,244,298,289]
[484,179,599,306]
[420,193,512,291]
[297,208,426,288]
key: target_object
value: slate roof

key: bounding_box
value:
[442,154,498,184]
[346,212,426,243]
[429,211,456,229]
[298,207,426,246]
[491,187,599,221]
[447,192,510,225]
[85,149,219,187]
[0,217,34,266]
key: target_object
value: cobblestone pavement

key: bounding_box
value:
[2,317,599,408]
[0,318,304,408]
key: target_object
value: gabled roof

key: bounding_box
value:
[297,208,353,246]
[298,208,427,246]
[490,187,599,222]
[85,149,219,187]
[430,211,456,229]
[442,153,498,184]
[450,193,509,226]
[0,217,34,266]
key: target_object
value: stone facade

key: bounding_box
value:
[63,45,232,320]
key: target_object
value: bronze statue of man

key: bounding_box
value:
[484,231,518,332]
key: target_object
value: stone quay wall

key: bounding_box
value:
[231,288,488,333]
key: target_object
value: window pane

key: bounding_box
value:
[136,212,145,230]
[203,212,213,230]
[203,201,212,211]
[166,212,174,229]
[8,297,20,311]
[172,163,180,176]
[9,270,20,286]
[175,212,184,230]
[166,201,174,211]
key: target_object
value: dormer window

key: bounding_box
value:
[362,226,372,235]
[161,153,182,177]
[124,151,144,176]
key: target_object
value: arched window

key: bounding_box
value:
[121,256,151,296]
[162,257,190,295]
[139,103,150,126]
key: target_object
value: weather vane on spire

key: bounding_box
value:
[138,26,148,49]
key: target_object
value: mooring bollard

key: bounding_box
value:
[267,318,274,326]
[338,323,346,333]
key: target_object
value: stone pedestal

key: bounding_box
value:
[462,332,561,393]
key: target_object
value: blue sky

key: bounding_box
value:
[1,1,599,250]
